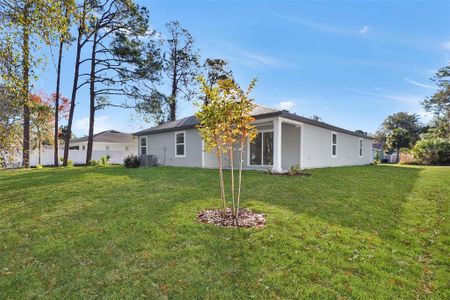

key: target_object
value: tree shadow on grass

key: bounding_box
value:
[242,165,424,239]
[0,165,427,298]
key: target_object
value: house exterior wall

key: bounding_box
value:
[139,120,372,170]
[139,128,203,167]
[281,123,301,170]
[202,123,300,171]
[301,123,372,169]
[70,141,137,152]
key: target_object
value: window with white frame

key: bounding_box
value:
[359,138,363,157]
[105,145,110,151]
[125,146,129,151]
[140,137,147,155]
[249,131,273,166]
[331,133,337,157]
[82,145,85,150]
[175,131,186,157]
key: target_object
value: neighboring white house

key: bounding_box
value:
[69,130,138,153]
[134,105,373,171]
[15,130,138,167]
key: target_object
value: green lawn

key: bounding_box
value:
[1,165,449,299]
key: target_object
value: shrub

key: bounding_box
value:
[59,157,74,167]
[412,138,450,165]
[373,152,381,165]
[288,164,301,175]
[98,155,111,166]
[124,155,140,168]
[36,164,43,170]
[88,160,98,166]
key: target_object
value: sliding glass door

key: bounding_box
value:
[249,131,273,166]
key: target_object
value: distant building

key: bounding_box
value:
[70,130,138,153]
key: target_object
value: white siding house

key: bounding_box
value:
[135,105,373,171]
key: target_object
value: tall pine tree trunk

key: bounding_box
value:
[54,39,63,166]
[63,8,84,166]
[86,31,98,165]
[21,4,30,168]
[169,71,177,121]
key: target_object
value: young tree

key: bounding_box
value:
[196,76,257,222]
[0,0,63,167]
[196,77,229,214]
[232,80,257,220]
[380,112,422,163]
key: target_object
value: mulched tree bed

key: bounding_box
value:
[197,208,266,228]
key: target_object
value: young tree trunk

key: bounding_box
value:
[21,4,30,168]
[63,13,84,166]
[396,146,400,163]
[86,31,98,165]
[236,137,245,221]
[54,39,64,166]
[217,147,226,216]
[228,146,236,218]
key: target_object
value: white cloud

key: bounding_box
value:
[274,14,369,38]
[357,25,369,35]
[403,77,435,89]
[277,100,296,111]
[346,87,421,104]
[216,40,294,70]
[74,115,113,135]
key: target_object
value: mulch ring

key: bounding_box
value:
[267,172,311,177]
[197,208,266,228]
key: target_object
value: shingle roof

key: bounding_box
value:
[71,130,136,144]
[133,104,280,136]
[133,104,372,139]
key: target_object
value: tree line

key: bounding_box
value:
[374,64,450,165]
[0,0,233,167]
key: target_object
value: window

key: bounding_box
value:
[125,146,129,151]
[175,131,186,157]
[69,146,79,150]
[249,131,273,166]
[105,146,110,151]
[359,139,363,157]
[82,145,85,150]
[140,137,147,155]
[331,133,337,157]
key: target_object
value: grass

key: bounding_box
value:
[0,165,449,299]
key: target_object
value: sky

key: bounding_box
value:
[35,0,450,137]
